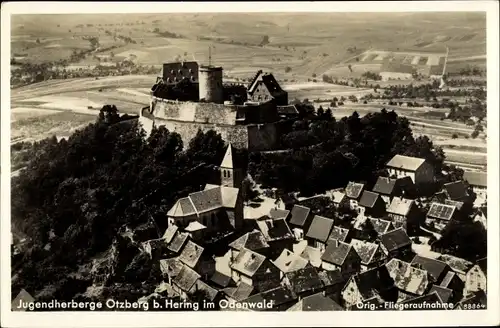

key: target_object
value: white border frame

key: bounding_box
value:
[1,1,499,327]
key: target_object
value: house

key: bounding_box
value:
[385,258,430,302]
[358,191,386,218]
[438,254,474,282]
[229,248,280,291]
[387,197,421,230]
[331,191,349,208]
[299,245,323,268]
[277,104,300,120]
[410,255,451,284]
[305,215,334,251]
[345,182,365,209]
[455,290,487,310]
[275,193,297,210]
[379,228,412,259]
[463,171,487,197]
[167,183,244,232]
[228,230,269,262]
[327,226,350,244]
[442,180,471,203]
[465,257,487,295]
[350,239,386,271]
[386,154,434,185]
[429,285,454,304]
[400,291,449,310]
[321,240,361,276]
[159,257,184,284]
[272,248,309,279]
[283,266,325,299]
[11,289,35,311]
[372,176,415,205]
[162,224,179,244]
[341,266,397,309]
[288,205,314,240]
[287,292,343,311]
[438,271,464,303]
[318,270,346,303]
[269,208,290,221]
[172,264,201,300]
[223,281,255,303]
[368,218,393,236]
[209,271,235,290]
[473,207,487,230]
[178,240,216,280]
[184,221,207,242]
[189,279,222,309]
[255,217,294,260]
[238,286,297,311]
[444,199,465,212]
[247,71,288,105]
[425,202,457,232]
[166,231,189,254]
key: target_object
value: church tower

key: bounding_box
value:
[220,144,243,188]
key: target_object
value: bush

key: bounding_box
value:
[451,133,458,139]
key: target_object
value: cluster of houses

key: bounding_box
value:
[12,148,488,311]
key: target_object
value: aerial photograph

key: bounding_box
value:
[9,11,488,313]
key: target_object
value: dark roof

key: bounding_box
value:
[318,270,344,287]
[256,218,294,242]
[167,232,189,253]
[443,181,469,201]
[351,266,395,300]
[243,286,297,310]
[368,218,392,235]
[359,191,382,208]
[321,241,354,266]
[210,271,233,289]
[172,265,201,292]
[350,239,380,265]
[328,226,350,243]
[277,105,299,115]
[285,266,324,295]
[289,205,311,227]
[162,61,199,83]
[190,279,219,302]
[287,293,343,311]
[379,228,411,252]
[476,257,487,275]
[159,258,184,277]
[178,240,204,268]
[444,199,464,211]
[372,177,398,195]
[427,203,456,221]
[223,282,254,302]
[429,285,453,303]
[189,187,223,213]
[463,171,487,188]
[306,215,334,242]
[229,230,269,251]
[261,73,286,98]
[269,208,290,220]
[411,255,450,282]
[401,291,444,308]
[345,182,364,199]
[230,248,266,277]
[440,271,461,289]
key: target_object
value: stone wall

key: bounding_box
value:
[247,123,279,151]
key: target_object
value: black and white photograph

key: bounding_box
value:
[1,1,498,327]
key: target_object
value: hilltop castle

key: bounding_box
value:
[139,61,299,151]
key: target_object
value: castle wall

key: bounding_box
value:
[247,123,279,151]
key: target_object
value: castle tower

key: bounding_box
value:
[220,144,243,188]
[199,65,223,104]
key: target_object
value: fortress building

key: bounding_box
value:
[140,60,292,151]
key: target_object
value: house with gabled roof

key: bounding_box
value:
[160,257,184,284]
[425,202,457,231]
[273,248,309,279]
[283,266,325,299]
[188,279,223,309]
[255,217,294,260]
[321,240,361,277]
[287,292,343,311]
[239,286,297,311]
[465,257,487,295]
[247,71,288,106]
[229,248,280,291]
[386,154,434,185]
[331,191,349,209]
[385,258,430,302]
[341,265,398,309]
[318,270,346,303]
[368,218,393,236]
[328,226,351,244]
[345,182,365,209]
[229,230,269,262]
[442,180,471,203]
[178,240,215,280]
[275,193,297,211]
[172,264,201,300]
[358,191,386,218]
[438,271,464,303]
[166,231,189,254]
[305,215,334,251]
[269,208,290,221]
[379,228,412,259]
[350,238,386,271]
[429,285,454,304]
[223,281,255,303]
[288,205,314,240]
[463,171,487,197]
[372,176,414,205]
[410,255,451,284]
[167,183,244,233]
[162,225,179,244]
[209,271,235,290]
[387,197,421,231]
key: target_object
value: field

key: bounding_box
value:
[10,12,487,171]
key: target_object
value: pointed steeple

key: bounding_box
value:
[221,143,235,169]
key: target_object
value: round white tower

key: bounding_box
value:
[198,65,223,104]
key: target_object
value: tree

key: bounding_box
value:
[284,66,292,73]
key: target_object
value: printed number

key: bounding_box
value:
[464,303,486,310]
